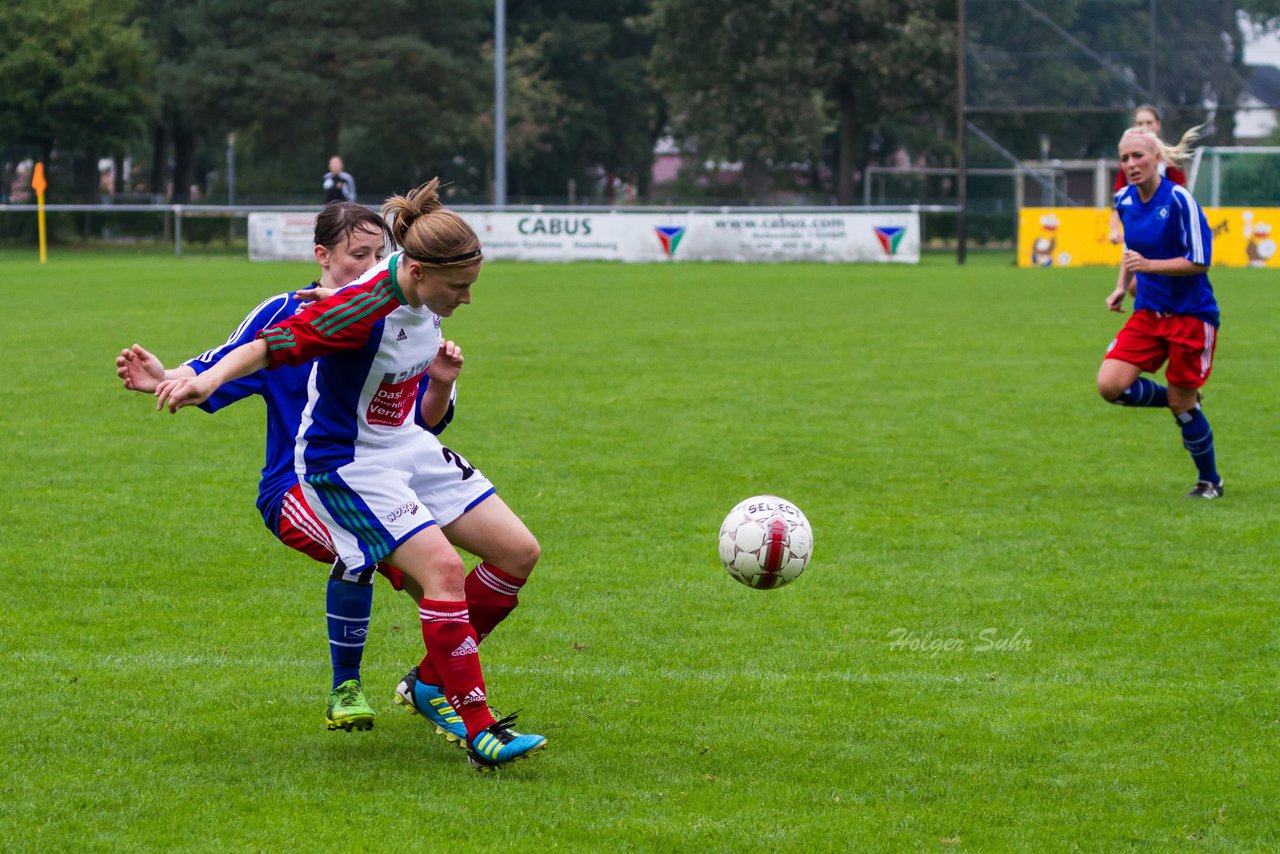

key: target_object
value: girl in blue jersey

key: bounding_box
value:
[1107,105,1189,244]
[117,202,464,731]
[154,179,546,771]
[1097,126,1223,498]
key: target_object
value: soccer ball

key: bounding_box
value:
[717,495,813,589]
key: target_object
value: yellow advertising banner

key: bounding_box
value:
[1018,207,1279,269]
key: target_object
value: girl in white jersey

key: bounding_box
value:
[155,179,546,771]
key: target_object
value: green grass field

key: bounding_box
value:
[3,249,1278,850]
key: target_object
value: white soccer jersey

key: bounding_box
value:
[259,252,443,472]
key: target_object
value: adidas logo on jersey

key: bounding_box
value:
[395,328,408,341]
[450,636,479,657]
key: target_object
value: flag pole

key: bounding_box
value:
[32,162,48,264]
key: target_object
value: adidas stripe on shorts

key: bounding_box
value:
[300,430,495,573]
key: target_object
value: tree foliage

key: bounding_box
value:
[131,0,490,202]
[0,0,152,197]
[966,0,1256,165]
[650,0,953,202]
[651,0,826,201]
[810,0,954,203]
[506,0,660,202]
[7,0,1280,205]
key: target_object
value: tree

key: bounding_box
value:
[132,0,491,202]
[964,0,1280,167]
[0,0,152,199]
[811,0,954,204]
[505,0,661,202]
[650,0,826,202]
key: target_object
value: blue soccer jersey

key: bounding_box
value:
[1114,178,1219,326]
[183,284,452,534]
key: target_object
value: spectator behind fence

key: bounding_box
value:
[322,156,357,203]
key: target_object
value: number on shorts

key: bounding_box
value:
[441,446,475,480]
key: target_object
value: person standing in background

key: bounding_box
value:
[323,155,357,203]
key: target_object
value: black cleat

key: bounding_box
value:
[1186,479,1224,499]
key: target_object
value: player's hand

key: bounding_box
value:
[1105,287,1127,312]
[116,344,166,393]
[1108,228,1123,245]
[427,340,463,384]
[155,376,211,413]
[294,286,337,302]
[1121,249,1148,275]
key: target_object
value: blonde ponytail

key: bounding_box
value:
[1121,123,1204,170]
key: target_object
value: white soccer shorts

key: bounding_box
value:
[299,432,495,573]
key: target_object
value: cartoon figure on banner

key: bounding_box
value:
[1243,210,1275,268]
[1031,212,1065,267]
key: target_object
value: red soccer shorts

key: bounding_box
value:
[275,483,407,589]
[1105,309,1218,389]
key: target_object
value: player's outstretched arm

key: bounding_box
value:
[117,344,197,393]
[420,340,462,428]
[156,339,270,413]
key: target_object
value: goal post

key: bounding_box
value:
[1186,146,1280,207]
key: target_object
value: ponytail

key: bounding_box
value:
[382,179,482,268]
[1121,124,1204,170]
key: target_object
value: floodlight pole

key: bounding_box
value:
[1148,0,1156,97]
[226,132,236,206]
[956,0,968,265]
[494,0,507,207]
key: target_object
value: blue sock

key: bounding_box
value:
[1175,407,1220,485]
[1112,378,1168,407]
[326,579,373,689]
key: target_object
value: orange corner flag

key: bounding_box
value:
[33,162,48,263]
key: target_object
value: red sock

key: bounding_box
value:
[465,562,526,641]
[418,599,495,739]
[418,563,525,686]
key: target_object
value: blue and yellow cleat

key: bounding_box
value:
[466,713,547,772]
[394,668,468,748]
[326,679,375,732]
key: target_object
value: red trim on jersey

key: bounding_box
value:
[258,265,403,368]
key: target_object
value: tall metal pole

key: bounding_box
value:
[226,132,236,206]
[1148,0,1156,99]
[494,0,507,207]
[956,0,967,265]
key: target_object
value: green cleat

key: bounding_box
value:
[326,679,376,732]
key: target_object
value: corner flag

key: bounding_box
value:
[32,162,48,264]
